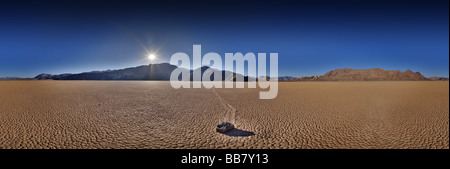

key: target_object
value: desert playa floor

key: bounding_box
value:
[0,81,448,149]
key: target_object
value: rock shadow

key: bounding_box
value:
[222,128,255,137]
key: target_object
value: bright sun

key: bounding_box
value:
[148,53,156,60]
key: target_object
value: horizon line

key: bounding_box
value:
[1,62,449,79]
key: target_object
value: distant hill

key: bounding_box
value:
[35,63,253,81]
[428,77,449,81]
[278,76,296,81]
[0,77,34,80]
[293,68,430,81]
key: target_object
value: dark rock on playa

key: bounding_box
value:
[216,122,235,133]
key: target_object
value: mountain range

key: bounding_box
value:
[32,63,448,81]
[35,63,252,81]
[293,68,433,81]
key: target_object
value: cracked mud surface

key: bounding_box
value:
[0,81,448,149]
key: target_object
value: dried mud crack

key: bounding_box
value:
[0,81,448,149]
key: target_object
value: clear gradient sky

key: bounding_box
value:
[0,0,448,77]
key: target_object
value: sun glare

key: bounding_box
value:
[148,53,156,60]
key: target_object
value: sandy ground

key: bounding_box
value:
[0,81,448,149]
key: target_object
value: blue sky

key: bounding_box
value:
[0,0,448,77]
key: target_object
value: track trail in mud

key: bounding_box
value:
[211,88,237,125]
